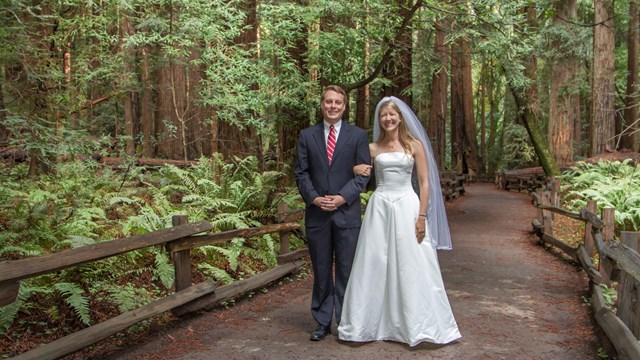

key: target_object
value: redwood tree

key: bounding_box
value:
[548,0,579,164]
[621,0,640,152]
[591,0,616,155]
[428,22,449,172]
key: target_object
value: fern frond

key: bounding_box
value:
[109,283,155,313]
[198,263,234,284]
[153,248,175,289]
[60,235,98,249]
[210,211,253,231]
[210,241,243,272]
[54,282,91,325]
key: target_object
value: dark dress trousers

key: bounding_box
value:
[295,122,371,327]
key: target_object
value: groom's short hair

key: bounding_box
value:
[321,85,346,102]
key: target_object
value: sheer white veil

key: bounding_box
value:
[373,96,452,250]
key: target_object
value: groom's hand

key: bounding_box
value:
[313,195,345,211]
[313,196,336,211]
[324,195,345,210]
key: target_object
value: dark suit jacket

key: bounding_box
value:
[295,122,371,228]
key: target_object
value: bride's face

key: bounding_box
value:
[379,106,401,133]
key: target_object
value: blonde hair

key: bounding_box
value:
[377,100,417,154]
[321,85,346,102]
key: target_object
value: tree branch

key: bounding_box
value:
[342,0,424,93]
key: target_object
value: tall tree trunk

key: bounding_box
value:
[139,46,155,158]
[224,0,263,168]
[480,62,486,169]
[450,38,464,173]
[591,0,616,155]
[382,0,412,107]
[486,66,500,176]
[277,30,309,167]
[428,23,448,172]
[461,39,480,174]
[27,4,57,176]
[549,0,578,164]
[621,0,640,151]
[0,76,8,146]
[509,86,561,176]
[121,15,138,156]
[504,65,561,177]
[355,2,370,131]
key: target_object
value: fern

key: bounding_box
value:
[153,248,175,289]
[562,160,640,232]
[210,237,246,272]
[108,283,155,313]
[0,282,49,332]
[54,282,91,325]
[198,263,235,284]
[209,211,255,231]
[244,234,277,266]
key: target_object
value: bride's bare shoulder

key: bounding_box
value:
[409,139,425,156]
[369,142,381,157]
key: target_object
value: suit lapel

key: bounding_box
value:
[312,124,330,167]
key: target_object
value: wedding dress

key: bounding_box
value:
[337,152,461,346]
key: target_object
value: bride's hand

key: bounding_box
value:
[353,164,372,176]
[415,218,426,244]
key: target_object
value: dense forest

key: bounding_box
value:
[2,0,640,357]
[1,0,638,179]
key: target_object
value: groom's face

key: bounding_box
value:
[321,90,345,124]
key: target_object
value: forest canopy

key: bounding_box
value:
[0,0,638,177]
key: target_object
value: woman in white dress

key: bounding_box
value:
[337,97,461,347]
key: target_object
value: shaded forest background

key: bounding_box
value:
[2,0,639,180]
[3,1,640,357]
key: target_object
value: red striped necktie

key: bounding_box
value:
[327,124,336,164]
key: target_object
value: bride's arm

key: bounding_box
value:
[353,164,371,176]
[353,143,376,176]
[412,140,430,244]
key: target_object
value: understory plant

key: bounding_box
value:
[560,160,640,233]
[0,155,304,343]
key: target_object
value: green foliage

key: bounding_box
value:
[0,155,297,338]
[600,284,618,308]
[53,282,91,325]
[498,124,538,170]
[561,160,640,232]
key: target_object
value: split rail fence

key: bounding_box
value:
[0,174,469,359]
[530,179,640,360]
[0,205,306,360]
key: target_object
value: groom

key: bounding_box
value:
[295,85,371,341]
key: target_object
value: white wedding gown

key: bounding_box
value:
[338,152,461,346]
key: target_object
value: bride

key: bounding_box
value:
[337,97,461,346]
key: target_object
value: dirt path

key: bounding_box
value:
[98,183,600,360]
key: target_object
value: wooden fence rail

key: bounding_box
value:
[530,179,640,360]
[440,173,466,201]
[2,206,306,360]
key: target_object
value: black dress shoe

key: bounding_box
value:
[310,324,331,341]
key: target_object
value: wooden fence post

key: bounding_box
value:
[542,190,553,237]
[550,177,561,220]
[600,208,616,285]
[535,188,544,226]
[172,215,192,292]
[617,231,640,339]
[584,200,597,263]
[277,203,290,256]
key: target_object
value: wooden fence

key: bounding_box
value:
[0,205,306,360]
[530,179,640,360]
[495,168,547,192]
[441,173,466,201]
[0,167,470,359]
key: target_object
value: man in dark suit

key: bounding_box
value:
[295,85,371,341]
